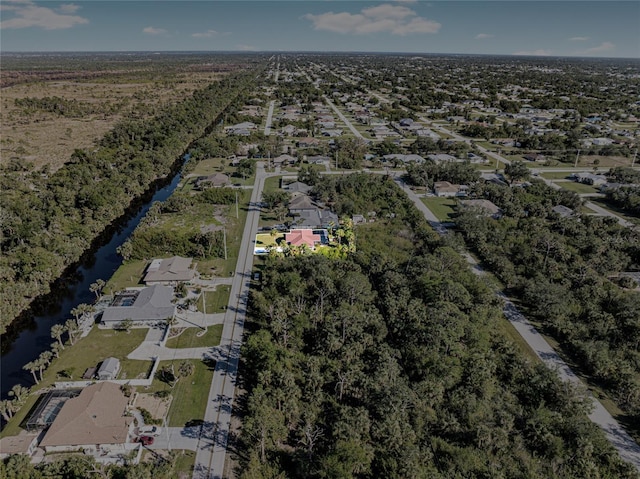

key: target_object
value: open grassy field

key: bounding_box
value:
[421,196,458,221]
[104,260,148,294]
[1,69,226,172]
[197,286,231,314]
[0,327,150,437]
[556,181,601,194]
[145,359,214,427]
[166,324,223,349]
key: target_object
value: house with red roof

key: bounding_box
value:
[285,229,322,249]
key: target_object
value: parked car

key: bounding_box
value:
[137,435,155,446]
[138,425,160,436]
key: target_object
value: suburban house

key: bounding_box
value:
[285,229,322,249]
[573,172,608,186]
[459,199,502,218]
[101,285,176,326]
[434,181,462,197]
[428,154,459,163]
[382,154,426,164]
[195,173,230,189]
[272,154,296,167]
[225,122,257,136]
[288,194,321,214]
[292,209,339,229]
[283,181,312,194]
[144,256,195,285]
[297,137,320,148]
[39,382,133,453]
[97,357,121,381]
[551,205,574,218]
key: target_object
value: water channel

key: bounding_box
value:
[0,161,186,399]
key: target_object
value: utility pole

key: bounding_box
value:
[335,151,338,170]
[574,149,581,168]
[632,148,638,167]
[235,190,239,219]
[223,228,227,260]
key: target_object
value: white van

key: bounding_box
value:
[138,425,161,436]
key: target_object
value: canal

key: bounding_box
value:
[0,162,186,399]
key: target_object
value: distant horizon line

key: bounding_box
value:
[2,50,639,61]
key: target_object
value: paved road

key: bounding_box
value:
[264,100,275,136]
[323,95,365,140]
[399,183,640,472]
[192,163,273,479]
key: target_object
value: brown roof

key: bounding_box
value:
[0,434,37,456]
[144,256,195,283]
[40,382,132,448]
[434,181,460,194]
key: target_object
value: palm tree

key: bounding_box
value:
[0,400,16,423]
[51,324,66,350]
[35,358,47,383]
[51,342,62,359]
[23,361,39,384]
[178,361,195,379]
[89,279,106,299]
[65,318,79,345]
[8,385,29,405]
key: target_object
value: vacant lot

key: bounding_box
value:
[1,70,224,172]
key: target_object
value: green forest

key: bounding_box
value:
[0,70,259,332]
[236,174,637,478]
[455,180,640,429]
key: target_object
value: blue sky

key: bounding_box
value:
[1,1,639,58]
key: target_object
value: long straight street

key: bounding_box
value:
[192,163,271,479]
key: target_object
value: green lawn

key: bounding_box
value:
[556,181,600,194]
[540,171,574,180]
[255,232,285,248]
[104,260,147,295]
[165,324,223,349]
[1,327,150,437]
[197,286,231,313]
[145,359,214,427]
[421,197,458,221]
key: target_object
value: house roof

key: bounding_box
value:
[460,199,501,215]
[196,173,229,187]
[40,382,132,448]
[97,357,120,378]
[101,285,175,322]
[284,181,312,193]
[144,256,195,283]
[285,229,322,248]
[434,181,460,194]
[0,434,37,456]
[552,205,574,217]
[289,194,319,211]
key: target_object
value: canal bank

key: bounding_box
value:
[0,160,186,399]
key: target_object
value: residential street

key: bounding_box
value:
[192,163,273,479]
[323,95,366,140]
[400,183,640,472]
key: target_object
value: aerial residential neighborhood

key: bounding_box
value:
[1,1,640,477]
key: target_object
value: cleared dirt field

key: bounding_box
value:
[1,71,224,172]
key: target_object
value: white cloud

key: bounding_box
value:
[585,41,615,54]
[192,29,222,38]
[58,4,80,14]
[236,44,256,51]
[143,26,167,35]
[476,33,494,40]
[0,1,87,30]
[569,36,589,41]
[513,49,552,56]
[304,3,440,36]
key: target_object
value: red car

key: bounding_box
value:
[137,435,154,446]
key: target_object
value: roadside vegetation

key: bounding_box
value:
[455,180,640,436]
[235,174,637,478]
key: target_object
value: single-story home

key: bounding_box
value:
[297,137,320,148]
[434,181,462,197]
[551,205,574,218]
[285,229,322,249]
[39,382,133,453]
[195,173,229,189]
[283,181,312,194]
[459,199,502,218]
[144,256,195,285]
[101,285,176,326]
